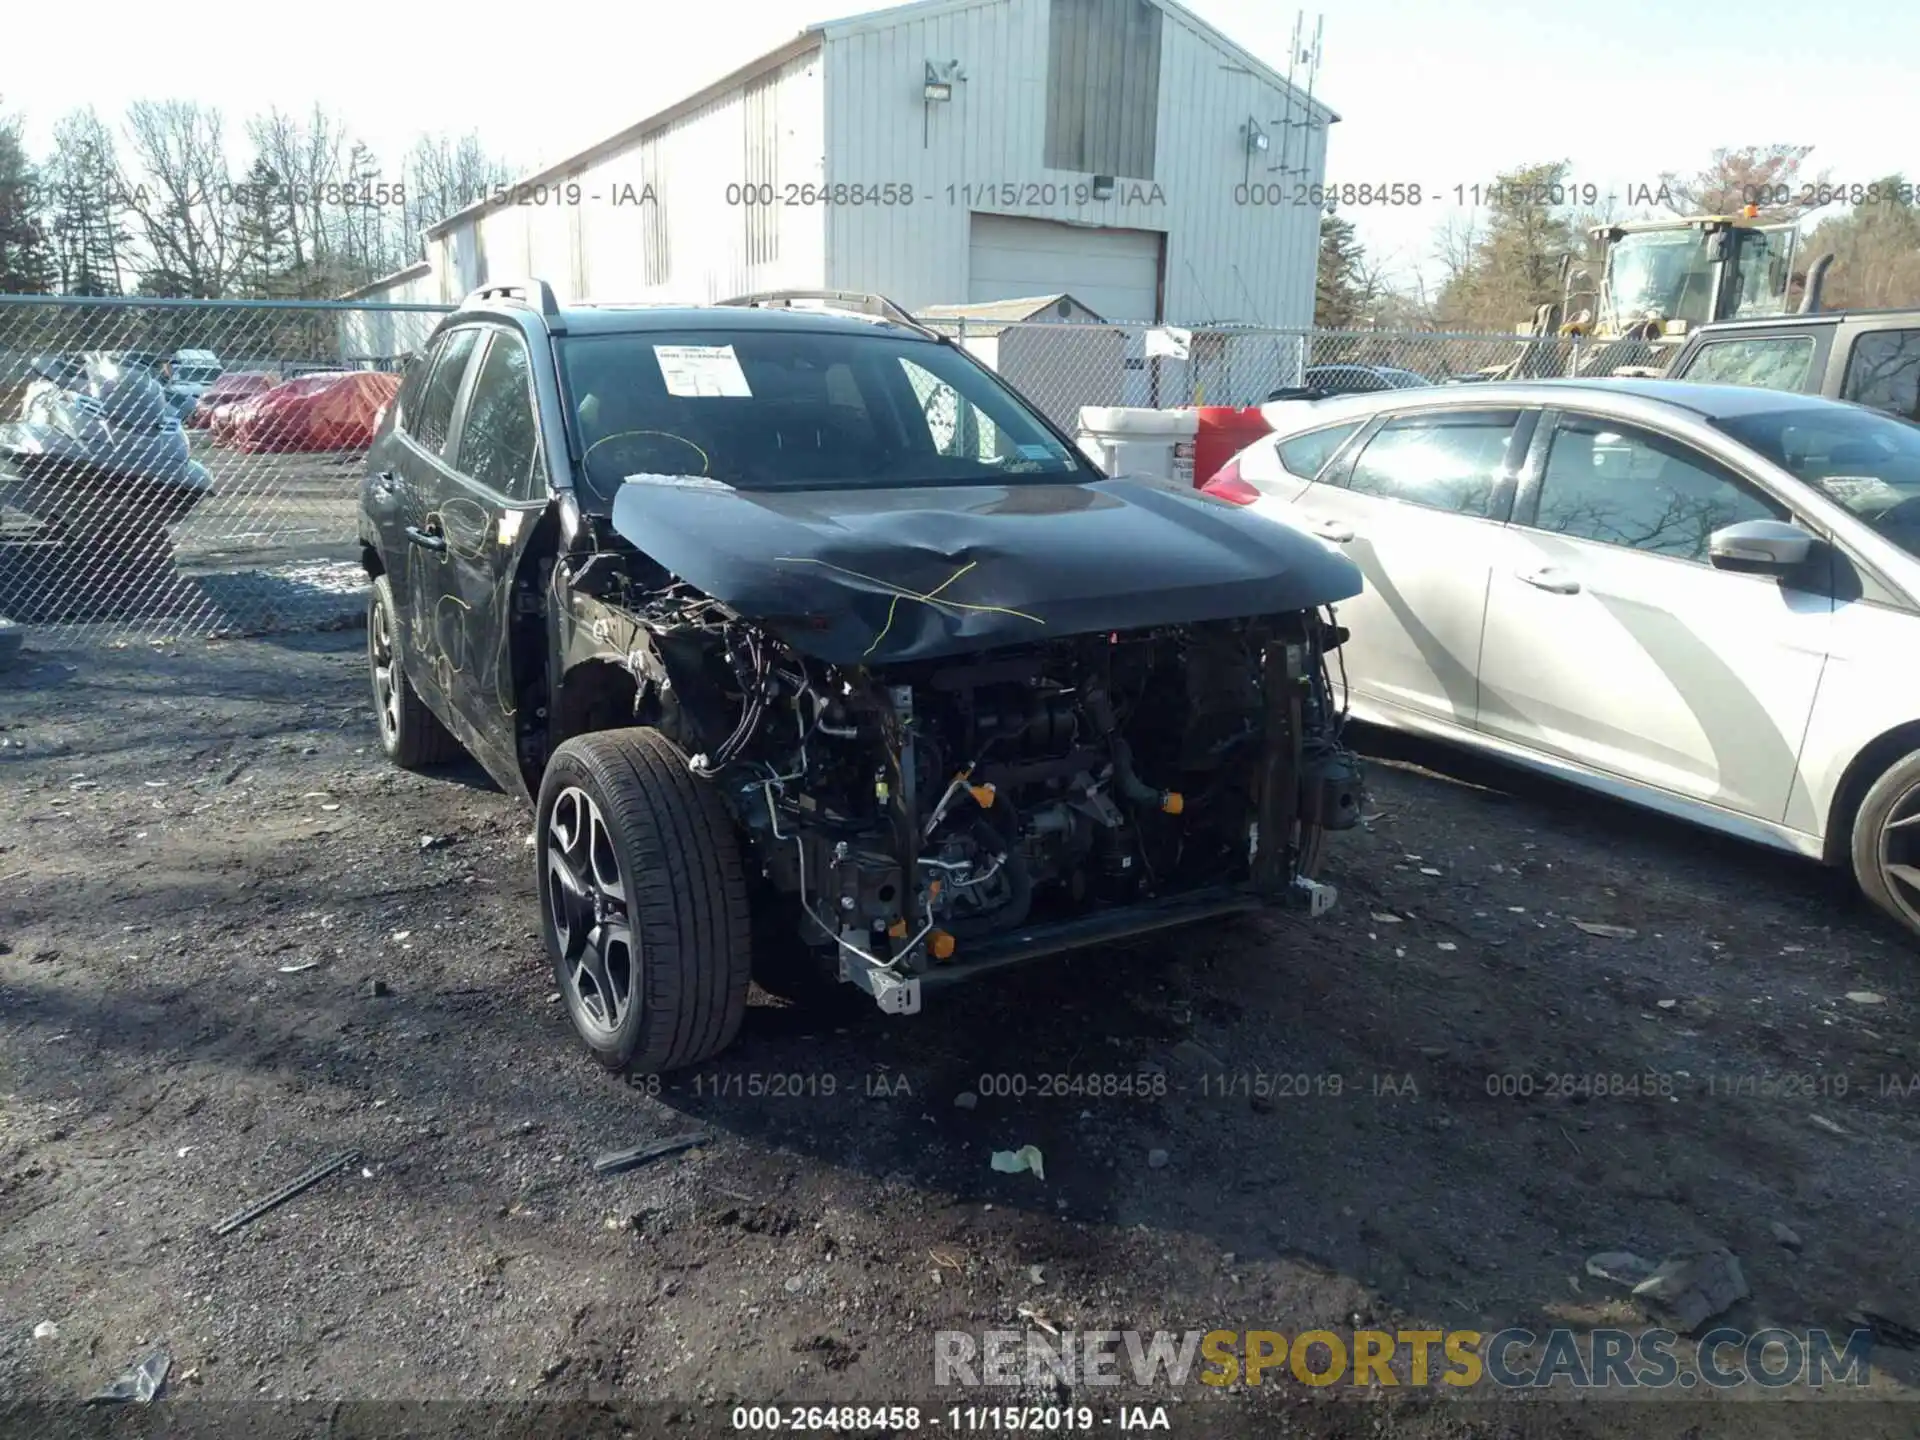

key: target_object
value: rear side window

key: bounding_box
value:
[1682,335,1818,391]
[1344,410,1522,518]
[1842,330,1920,422]
[406,327,480,454]
[1276,422,1362,480]
[455,332,545,500]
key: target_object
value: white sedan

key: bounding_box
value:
[1203,377,1920,940]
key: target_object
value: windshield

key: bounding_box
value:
[1714,405,1920,561]
[1607,230,1722,326]
[558,327,1085,500]
[1730,228,1796,319]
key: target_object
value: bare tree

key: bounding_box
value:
[121,99,240,296]
[1658,144,1831,221]
[404,131,512,247]
[247,105,349,296]
[42,107,131,294]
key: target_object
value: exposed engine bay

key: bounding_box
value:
[554,548,1364,1013]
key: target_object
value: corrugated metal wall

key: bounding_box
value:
[823,0,1327,328]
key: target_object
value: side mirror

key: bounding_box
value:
[1708,518,1814,575]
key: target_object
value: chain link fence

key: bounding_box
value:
[0,295,1675,646]
[0,295,449,641]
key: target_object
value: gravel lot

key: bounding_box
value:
[1,628,1917,1440]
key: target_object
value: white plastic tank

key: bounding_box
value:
[1075,406,1198,486]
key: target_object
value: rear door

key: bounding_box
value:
[432,325,553,780]
[1477,409,1832,821]
[1286,406,1533,728]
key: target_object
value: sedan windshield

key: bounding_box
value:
[1714,405,1920,560]
[558,327,1086,500]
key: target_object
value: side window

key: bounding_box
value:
[391,341,439,431]
[1842,330,1920,421]
[1344,410,1521,518]
[405,327,480,454]
[900,356,1001,459]
[1276,421,1362,481]
[1683,335,1818,392]
[1534,415,1785,563]
[454,332,544,501]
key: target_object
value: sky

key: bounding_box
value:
[6,0,1915,300]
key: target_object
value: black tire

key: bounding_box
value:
[1849,749,1920,941]
[367,573,462,768]
[537,727,754,1074]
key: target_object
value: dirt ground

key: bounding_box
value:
[1,629,1917,1440]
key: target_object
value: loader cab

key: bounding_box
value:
[1596,215,1798,339]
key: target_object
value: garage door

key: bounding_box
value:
[967,214,1162,324]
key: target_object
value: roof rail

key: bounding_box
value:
[459,278,567,332]
[715,289,934,337]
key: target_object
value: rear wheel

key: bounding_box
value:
[537,728,754,1074]
[1850,750,1920,941]
[367,573,462,768]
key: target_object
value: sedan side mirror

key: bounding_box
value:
[1708,518,1814,575]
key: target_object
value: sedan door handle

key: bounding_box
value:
[1516,566,1580,595]
[1309,519,1356,543]
[405,523,446,552]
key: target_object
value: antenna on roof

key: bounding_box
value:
[1270,11,1324,184]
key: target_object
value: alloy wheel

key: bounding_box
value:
[1876,783,1920,932]
[369,595,400,745]
[546,786,637,1039]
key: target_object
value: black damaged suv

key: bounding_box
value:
[357,281,1366,1074]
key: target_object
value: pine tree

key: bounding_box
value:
[44,111,130,295]
[0,105,55,293]
[1315,213,1372,329]
[234,157,295,297]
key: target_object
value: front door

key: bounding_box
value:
[430,325,552,787]
[1477,411,1832,821]
[1292,407,1534,729]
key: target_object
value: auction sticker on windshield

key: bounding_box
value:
[655,344,753,397]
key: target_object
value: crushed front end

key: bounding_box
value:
[558,562,1362,1014]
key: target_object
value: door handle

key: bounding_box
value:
[1309,519,1355,543]
[1516,566,1580,594]
[405,523,446,552]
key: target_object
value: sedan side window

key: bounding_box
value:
[1534,416,1785,563]
[406,327,481,455]
[1842,330,1920,422]
[1276,421,1362,481]
[1343,409,1521,518]
[455,332,545,501]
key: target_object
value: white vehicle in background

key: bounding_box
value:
[160,349,224,417]
[1203,377,1920,942]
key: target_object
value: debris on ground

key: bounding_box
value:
[990,1145,1045,1180]
[1016,1303,1058,1336]
[1845,991,1886,1005]
[1585,1251,1659,1287]
[1572,921,1637,939]
[33,1321,58,1340]
[952,1091,978,1110]
[1147,1148,1170,1169]
[212,1151,361,1237]
[928,1248,963,1271]
[1809,1115,1849,1137]
[591,1131,712,1176]
[1369,913,1403,925]
[277,961,320,974]
[1848,1303,1920,1350]
[86,1348,171,1406]
[1027,1264,1045,1284]
[418,834,452,852]
[364,979,391,998]
[1628,1249,1749,1332]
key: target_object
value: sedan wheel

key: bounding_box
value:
[1849,750,1920,941]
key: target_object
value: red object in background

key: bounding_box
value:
[186,370,278,429]
[1199,459,1260,506]
[1191,406,1273,489]
[218,371,403,453]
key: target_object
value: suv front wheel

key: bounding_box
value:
[537,728,754,1074]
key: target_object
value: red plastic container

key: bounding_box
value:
[1191,406,1273,489]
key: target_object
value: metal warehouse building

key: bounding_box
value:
[346,0,1337,331]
